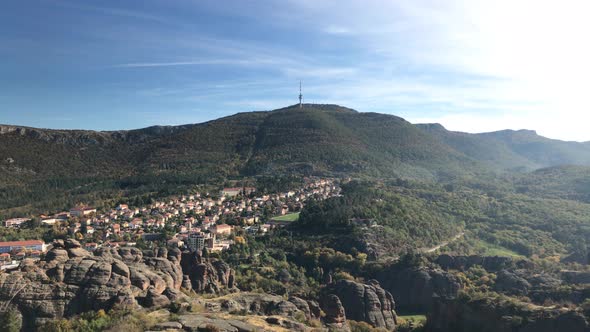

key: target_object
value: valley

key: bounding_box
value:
[0,105,589,331]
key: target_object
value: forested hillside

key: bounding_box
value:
[418,123,590,171]
[296,179,590,260]
[3,104,590,216]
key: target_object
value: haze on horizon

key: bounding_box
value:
[1,0,589,141]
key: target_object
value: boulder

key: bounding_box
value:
[140,288,171,308]
[64,238,82,249]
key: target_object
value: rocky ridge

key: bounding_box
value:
[0,239,233,329]
[321,279,397,331]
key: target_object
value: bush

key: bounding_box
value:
[0,309,22,332]
[348,320,389,332]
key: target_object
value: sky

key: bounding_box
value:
[1,0,590,141]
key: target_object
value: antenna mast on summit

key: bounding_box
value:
[299,81,303,108]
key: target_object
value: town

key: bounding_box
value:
[0,178,340,269]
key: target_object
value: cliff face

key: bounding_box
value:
[321,279,398,331]
[427,297,590,332]
[377,266,462,312]
[0,240,233,329]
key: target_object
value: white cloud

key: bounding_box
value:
[85,0,590,140]
[323,25,353,35]
[277,0,590,140]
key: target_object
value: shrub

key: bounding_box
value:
[0,309,22,332]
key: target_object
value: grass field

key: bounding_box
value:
[271,212,300,222]
[472,239,524,258]
[398,314,427,327]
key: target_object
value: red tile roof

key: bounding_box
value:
[0,240,44,247]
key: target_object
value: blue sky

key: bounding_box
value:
[2,1,589,140]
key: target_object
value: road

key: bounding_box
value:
[422,231,465,253]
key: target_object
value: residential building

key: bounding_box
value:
[3,218,30,228]
[0,240,46,254]
[210,224,233,235]
[70,206,97,217]
[187,232,206,253]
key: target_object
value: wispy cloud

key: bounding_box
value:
[7,0,590,139]
[112,59,259,68]
[323,25,353,35]
[48,0,172,25]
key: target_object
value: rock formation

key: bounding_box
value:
[494,270,532,295]
[320,294,349,331]
[377,266,462,312]
[321,279,397,331]
[180,250,234,293]
[0,240,233,329]
[428,297,590,332]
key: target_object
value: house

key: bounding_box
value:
[280,205,289,215]
[130,218,143,229]
[3,218,30,228]
[221,187,242,197]
[85,243,98,251]
[0,240,46,254]
[210,224,233,235]
[55,212,70,220]
[221,188,241,197]
[70,206,97,217]
[41,217,58,225]
[211,240,233,252]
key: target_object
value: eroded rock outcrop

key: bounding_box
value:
[377,266,462,312]
[322,279,397,331]
[320,294,349,331]
[0,241,233,329]
[180,251,235,293]
[428,297,590,332]
[201,292,318,320]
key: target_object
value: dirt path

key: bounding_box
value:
[422,231,465,253]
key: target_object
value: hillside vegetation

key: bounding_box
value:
[3,104,590,216]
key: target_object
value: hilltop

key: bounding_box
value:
[3,104,590,215]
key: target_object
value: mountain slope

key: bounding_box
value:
[242,105,479,179]
[0,105,481,184]
[417,123,590,171]
[2,104,590,215]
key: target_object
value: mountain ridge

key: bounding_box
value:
[3,104,590,215]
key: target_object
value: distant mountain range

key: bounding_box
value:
[3,104,590,213]
[3,104,590,182]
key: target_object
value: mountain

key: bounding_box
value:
[417,123,590,171]
[2,103,590,215]
[0,104,479,183]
